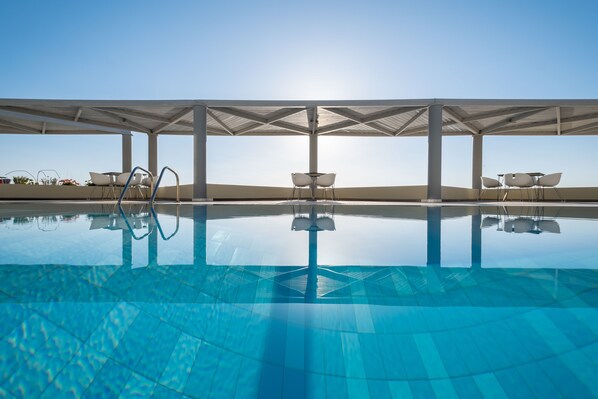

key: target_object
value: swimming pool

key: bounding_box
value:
[0,203,596,398]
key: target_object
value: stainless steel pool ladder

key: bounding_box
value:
[150,166,180,204]
[117,203,180,241]
[117,166,180,205]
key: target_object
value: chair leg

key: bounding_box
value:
[553,187,562,202]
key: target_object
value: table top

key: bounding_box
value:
[306,172,325,177]
[102,172,121,176]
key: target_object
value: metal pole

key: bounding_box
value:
[309,134,318,173]
[193,105,208,200]
[426,104,443,201]
[472,135,483,190]
[122,134,132,173]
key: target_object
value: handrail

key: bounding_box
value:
[117,166,153,205]
[150,166,180,204]
[118,203,180,241]
[150,205,180,240]
[4,169,36,183]
[36,169,61,185]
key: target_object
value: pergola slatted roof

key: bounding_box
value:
[0,98,597,137]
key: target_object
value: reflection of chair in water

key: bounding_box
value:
[89,215,113,230]
[316,217,335,231]
[504,217,535,233]
[291,217,312,231]
[480,216,501,229]
[536,219,561,234]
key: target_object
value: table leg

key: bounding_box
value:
[311,178,316,201]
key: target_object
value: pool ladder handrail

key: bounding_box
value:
[150,166,180,204]
[117,166,154,205]
[118,204,180,241]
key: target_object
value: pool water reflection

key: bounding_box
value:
[0,203,596,398]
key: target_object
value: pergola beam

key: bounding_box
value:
[100,107,194,129]
[556,107,561,135]
[562,121,598,135]
[395,108,427,136]
[206,109,234,135]
[323,108,395,136]
[152,107,193,134]
[480,108,550,134]
[89,107,152,133]
[0,107,130,134]
[0,118,40,133]
[484,111,598,135]
[214,107,307,135]
[444,107,480,135]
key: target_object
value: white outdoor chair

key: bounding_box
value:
[316,173,336,201]
[480,176,502,201]
[503,173,534,201]
[291,217,312,231]
[316,216,336,231]
[536,173,562,201]
[89,172,113,200]
[291,173,312,200]
[116,173,143,199]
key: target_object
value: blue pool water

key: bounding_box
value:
[0,203,596,398]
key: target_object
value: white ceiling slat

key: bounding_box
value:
[483,111,598,135]
[0,118,41,133]
[0,107,130,134]
[480,108,551,134]
[89,107,153,133]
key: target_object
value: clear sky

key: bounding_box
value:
[1,0,597,187]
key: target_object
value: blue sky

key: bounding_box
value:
[1,0,598,187]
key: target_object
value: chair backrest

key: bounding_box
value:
[481,176,501,188]
[116,172,131,186]
[291,173,312,187]
[537,172,562,187]
[504,173,533,187]
[89,172,111,186]
[316,173,336,187]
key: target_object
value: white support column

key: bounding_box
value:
[309,134,318,173]
[426,104,443,201]
[193,105,208,200]
[148,133,158,177]
[472,135,483,190]
[122,133,132,173]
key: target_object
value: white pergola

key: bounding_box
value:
[1,98,597,200]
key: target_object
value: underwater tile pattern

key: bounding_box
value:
[0,204,596,398]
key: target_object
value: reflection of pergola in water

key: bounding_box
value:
[2,98,598,200]
[113,206,578,305]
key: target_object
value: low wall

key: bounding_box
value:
[1,183,598,202]
[0,185,148,200]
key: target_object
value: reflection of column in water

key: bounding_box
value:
[193,206,207,267]
[305,206,318,303]
[426,207,441,267]
[148,223,158,267]
[471,211,482,268]
[426,206,443,292]
[122,229,132,268]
